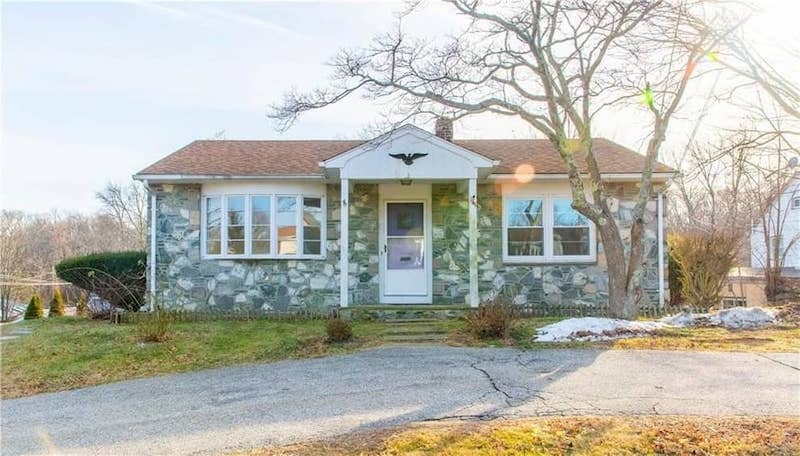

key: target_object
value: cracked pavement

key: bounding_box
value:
[2,347,798,455]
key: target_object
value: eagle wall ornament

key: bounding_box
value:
[389,153,428,165]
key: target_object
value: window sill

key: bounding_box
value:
[203,255,327,261]
[502,256,596,265]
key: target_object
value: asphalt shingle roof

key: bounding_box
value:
[136,138,674,176]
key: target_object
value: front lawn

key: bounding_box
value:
[2,314,797,399]
[0,317,392,398]
[246,416,800,455]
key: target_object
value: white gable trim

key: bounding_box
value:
[323,124,496,179]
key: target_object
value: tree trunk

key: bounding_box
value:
[596,215,640,319]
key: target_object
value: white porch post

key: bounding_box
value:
[468,177,479,307]
[339,178,350,307]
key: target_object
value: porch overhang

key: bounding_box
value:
[322,124,497,180]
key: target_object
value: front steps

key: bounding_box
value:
[342,305,471,322]
[380,319,450,343]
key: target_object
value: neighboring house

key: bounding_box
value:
[133,121,673,312]
[750,173,800,270]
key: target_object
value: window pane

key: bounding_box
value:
[251,196,271,255]
[507,227,544,256]
[228,240,245,255]
[387,203,424,236]
[277,196,297,255]
[553,198,588,227]
[553,227,590,256]
[227,196,245,226]
[252,196,271,225]
[252,240,270,255]
[506,199,543,227]
[303,197,322,241]
[206,197,221,255]
[303,241,321,255]
[226,196,245,255]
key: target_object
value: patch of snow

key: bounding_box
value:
[709,307,777,330]
[535,306,782,342]
[658,310,696,327]
[535,317,668,342]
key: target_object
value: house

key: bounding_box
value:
[133,120,673,312]
[750,172,800,270]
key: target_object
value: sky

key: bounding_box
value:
[2,0,798,214]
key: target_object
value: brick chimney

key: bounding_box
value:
[434,117,453,142]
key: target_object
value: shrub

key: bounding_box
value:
[55,251,146,311]
[466,298,514,339]
[325,317,352,342]
[75,292,88,317]
[24,294,44,320]
[668,231,739,309]
[667,248,684,307]
[135,311,173,342]
[49,289,66,317]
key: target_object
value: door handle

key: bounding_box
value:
[383,244,387,254]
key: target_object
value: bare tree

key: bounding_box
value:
[749,156,799,300]
[269,0,727,318]
[95,181,148,249]
[0,211,28,321]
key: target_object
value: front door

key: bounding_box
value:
[380,200,431,303]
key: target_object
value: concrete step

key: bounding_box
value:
[383,318,440,324]
[383,328,447,337]
[383,333,448,343]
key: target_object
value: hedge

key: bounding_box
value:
[55,251,147,311]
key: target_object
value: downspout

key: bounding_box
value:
[149,181,157,312]
[657,192,665,309]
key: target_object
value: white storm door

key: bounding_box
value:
[381,201,429,300]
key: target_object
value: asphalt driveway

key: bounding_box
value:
[2,347,799,455]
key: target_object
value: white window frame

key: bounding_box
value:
[201,193,326,260]
[502,194,596,264]
[792,197,800,209]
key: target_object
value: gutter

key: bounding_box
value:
[134,171,678,183]
[133,174,325,182]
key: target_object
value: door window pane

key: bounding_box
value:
[206,197,221,255]
[303,197,322,255]
[277,196,297,255]
[506,199,543,256]
[387,203,424,236]
[226,196,245,254]
[251,196,271,254]
[387,238,424,270]
[553,198,589,256]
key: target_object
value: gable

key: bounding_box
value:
[323,124,496,180]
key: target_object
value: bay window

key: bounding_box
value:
[203,194,325,258]
[503,195,595,263]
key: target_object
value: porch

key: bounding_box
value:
[327,125,497,308]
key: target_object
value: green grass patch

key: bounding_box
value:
[0,317,464,398]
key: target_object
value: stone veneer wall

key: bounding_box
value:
[476,183,665,308]
[347,184,380,305]
[150,183,341,312]
[150,181,666,311]
[431,183,470,304]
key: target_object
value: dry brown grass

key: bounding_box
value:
[241,416,800,456]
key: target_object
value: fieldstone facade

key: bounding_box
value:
[150,183,341,312]
[347,184,380,305]
[150,182,666,312]
[475,183,664,308]
[432,183,470,304]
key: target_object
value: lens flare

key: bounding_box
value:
[514,163,535,183]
